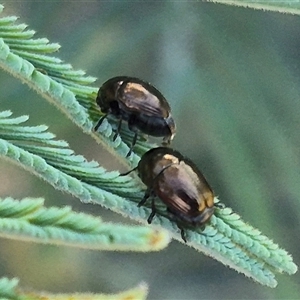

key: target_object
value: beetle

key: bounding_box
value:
[123,147,217,242]
[94,76,176,157]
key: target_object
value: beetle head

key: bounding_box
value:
[138,147,180,187]
[96,77,127,113]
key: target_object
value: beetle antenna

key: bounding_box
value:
[119,166,138,176]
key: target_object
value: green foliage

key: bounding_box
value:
[0,197,170,250]
[0,277,148,300]
[0,2,298,297]
[0,106,297,287]
[210,0,300,14]
[0,277,19,300]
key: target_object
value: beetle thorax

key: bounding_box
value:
[152,154,179,177]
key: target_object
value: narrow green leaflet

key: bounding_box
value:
[208,0,300,14]
[0,277,148,300]
[0,197,170,251]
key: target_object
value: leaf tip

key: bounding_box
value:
[148,228,171,250]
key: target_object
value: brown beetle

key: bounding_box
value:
[125,147,216,242]
[94,76,176,156]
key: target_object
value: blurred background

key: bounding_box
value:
[0,1,299,299]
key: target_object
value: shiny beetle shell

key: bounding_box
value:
[94,76,176,156]
[137,147,215,242]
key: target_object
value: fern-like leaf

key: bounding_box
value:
[207,0,300,15]
[0,5,297,288]
[0,110,297,287]
[0,277,148,300]
[0,197,170,251]
[0,7,153,166]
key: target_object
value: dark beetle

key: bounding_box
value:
[125,147,216,242]
[94,76,176,156]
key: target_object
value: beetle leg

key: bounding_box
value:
[94,114,107,131]
[138,188,152,207]
[138,190,156,224]
[126,132,138,157]
[177,225,187,243]
[126,149,132,157]
[147,197,157,224]
[126,116,139,157]
[166,208,188,243]
[113,118,122,141]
